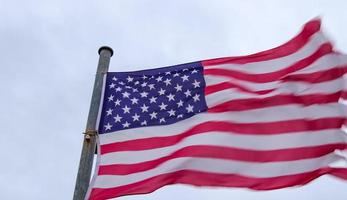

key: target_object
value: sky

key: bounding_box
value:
[0,0,347,199]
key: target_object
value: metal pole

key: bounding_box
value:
[73,46,113,200]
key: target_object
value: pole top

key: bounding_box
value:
[98,46,114,57]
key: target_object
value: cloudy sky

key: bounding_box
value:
[1,0,347,199]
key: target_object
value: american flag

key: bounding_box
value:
[87,19,347,200]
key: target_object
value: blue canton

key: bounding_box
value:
[98,62,207,134]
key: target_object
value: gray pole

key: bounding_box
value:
[73,46,113,200]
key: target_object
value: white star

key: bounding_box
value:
[109,83,116,88]
[125,86,132,89]
[166,93,175,101]
[141,120,147,126]
[104,123,112,130]
[181,74,189,82]
[122,121,131,128]
[186,104,194,113]
[108,94,114,101]
[159,118,166,123]
[164,78,171,86]
[130,97,139,104]
[158,88,166,95]
[177,100,184,107]
[126,76,134,82]
[183,68,188,71]
[184,89,191,97]
[114,99,121,106]
[122,91,130,98]
[142,75,148,79]
[134,80,140,85]
[165,71,171,75]
[159,102,168,110]
[150,111,158,119]
[115,87,122,92]
[132,88,138,93]
[114,114,122,123]
[156,76,163,82]
[106,108,113,116]
[132,113,140,121]
[119,81,125,85]
[173,72,180,77]
[149,96,157,103]
[112,76,118,81]
[191,69,198,74]
[140,91,148,98]
[122,105,131,114]
[141,82,147,87]
[140,104,149,112]
[174,84,182,92]
[148,84,155,90]
[193,94,200,102]
[177,114,183,118]
[167,109,176,116]
[192,80,201,88]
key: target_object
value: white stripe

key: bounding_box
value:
[204,54,347,91]
[94,153,345,188]
[205,78,345,108]
[204,75,285,91]
[204,32,329,73]
[100,129,347,165]
[99,103,347,144]
[205,54,347,82]
[294,54,347,74]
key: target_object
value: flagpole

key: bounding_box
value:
[73,46,113,200]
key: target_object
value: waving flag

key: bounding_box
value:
[87,19,347,200]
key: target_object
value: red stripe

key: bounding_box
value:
[202,19,321,66]
[342,91,347,99]
[89,167,347,200]
[205,81,274,95]
[204,66,347,96]
[99,144,347,175]
[207,92,342,112]
[283,65,347,83]
[100,118,345,154]
[203,43,333,83]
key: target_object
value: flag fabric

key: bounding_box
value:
[86,19,347,200]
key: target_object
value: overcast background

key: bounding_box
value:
[1,0,347,199]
